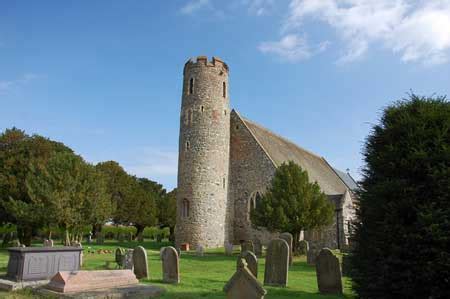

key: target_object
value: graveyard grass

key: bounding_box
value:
[0,240,354,299]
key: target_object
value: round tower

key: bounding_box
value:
[175,56,230,249]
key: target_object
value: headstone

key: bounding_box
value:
[254,240,263,256]
[122,249,134,270]
[115,248,125,268]
[316,248,343,294]
[241,240,254,253]
[237,251,258,278]
[279,232,293,266]
[307,249,319,265]
[161,246,180,284]
[264,238,289,287]
[196,245,204,257]
[46,270,138,293]
[225,242,234,256]
[297,240,309,255]
[43,239,54,247]
[224,259,267,299]
[132,246,149,279]
[12,240,21,247]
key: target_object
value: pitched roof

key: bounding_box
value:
[235,110,348,195]
[333,168,359,191]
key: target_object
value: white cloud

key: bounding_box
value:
[180,0,211,15]
[259,34,312,61]
[0,73,41,94]
[284,0,450,64]
[242,0,275,16]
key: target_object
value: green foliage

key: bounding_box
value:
[251,161,334,243]
[350,94,450,298]
[158,188,176,239]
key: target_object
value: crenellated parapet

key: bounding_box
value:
[184,56,229,74]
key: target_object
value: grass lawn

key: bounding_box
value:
[0,240,354,299]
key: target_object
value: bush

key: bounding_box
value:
[350,95,450,298]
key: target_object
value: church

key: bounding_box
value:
[175,56,357,251]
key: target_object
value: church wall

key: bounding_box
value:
[229,111,279,245]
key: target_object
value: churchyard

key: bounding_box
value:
[0,239,354,299]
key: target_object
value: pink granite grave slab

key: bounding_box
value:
[46,270,138,293]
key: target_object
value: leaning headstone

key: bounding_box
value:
[123,249,134,270]
[280,232,293,266]
[237,251,258,278]
[161,246,180,284]
[264,238,289,287]
[254,240,263,256]
[224,259,267,299]
[132,246,149,279]
[297,240,309,255]
[316,248,343,294]
[225,242,234,256]
[196,245,204,257]
[241,240,254,253]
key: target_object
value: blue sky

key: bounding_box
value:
[1,0,450,190]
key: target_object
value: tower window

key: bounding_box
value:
[189,78,194,95]
[224,110,227,116]
[223,177,226,189]
[201,106,204,113]
[182,199,190,218]
[186,141,190,150]
[222,82,226,98]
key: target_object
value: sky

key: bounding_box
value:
[1,0,450,191]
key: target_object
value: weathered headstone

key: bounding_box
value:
[132,246,149,279]
[196,245,204,257]
[115,248,125,268]
[237,251,258,278]
[264,238,289,287]
[241,240,254,253]
[307,249,319,265]
[225,242,234,256]
[224,259,267,299]
[161,246,180,284]
[316,248,342,294]
[123,249,134,270]
[279,232,293,266]
[254,240,263,256]
[297,240,309,255]
[43,239,54,247]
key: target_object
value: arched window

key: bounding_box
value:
[222,82,226,98]
[189,78,194,95]
[182,199,190,218]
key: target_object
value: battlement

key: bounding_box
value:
[184,56,229,73]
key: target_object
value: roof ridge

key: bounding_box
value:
[239,115,324,160]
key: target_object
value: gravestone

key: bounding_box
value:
[237,251,258,278]
[43,239,54,247]
[297,240,309,255]
[196,245,204,257]
[12,240,21,247]
[46,270,138,293]
[132,246,148,279]
[279,232,293,266]
[307,249,319,265]
[115,248,125,268]
[316,248,342,294]
[122,249,134,270]
[225,242,234,256]
[254,240,263,256]
[241,240,254,253]
[264,238,289,287]
[224,259,267,299]
[161,246,179,284]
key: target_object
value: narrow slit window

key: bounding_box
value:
[224,110,227,116]
[189,78,194,95]
[182,199,190,218]
[223,177,226,189]
[201,106,204,113]
[222,82,226,98]
[186,141,190,150]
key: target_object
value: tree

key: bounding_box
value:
[350,94,450,298]
[251,161,334,249]
[25,152,113,245]
[158,188,177,241]
[0,128,73,245]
